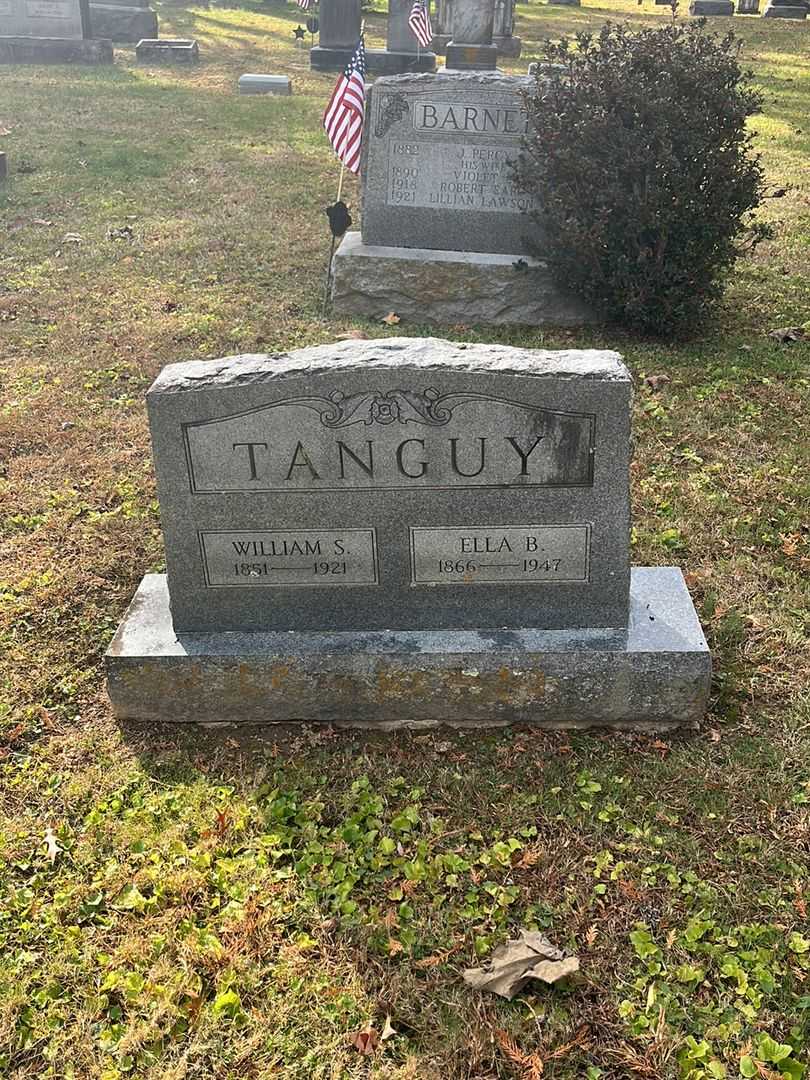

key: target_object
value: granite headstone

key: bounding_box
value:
[106,338,711,730]
[331,73,594,326]
[359,73,537,256]
[0,0,112,60]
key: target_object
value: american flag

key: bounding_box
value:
[296,0,311,10]
[323,37,366,175]
[408,0,432,49]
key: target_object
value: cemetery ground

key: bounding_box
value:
[0,0,809,1076]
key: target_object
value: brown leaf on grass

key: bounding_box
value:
[349,1025,379,1055]
[585,924,598,948]
[643,373,671,391]
[767,326,805,343]
[44,826,60,864]
[387,938,404,957]
[381,312,400,325]
[335,329,369,340]
[413,947,455,969]
[463,930,579,999]
[381,1014,396,1041]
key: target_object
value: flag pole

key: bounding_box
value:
[323,163,347,317]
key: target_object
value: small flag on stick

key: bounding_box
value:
[408,0,432,49]
[323,36,366,175]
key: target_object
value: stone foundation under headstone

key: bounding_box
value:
[107,568,710,730]
[689,0,734,12]
[763,1,807,14]
[0,35,113,61]
[331,233,595,327]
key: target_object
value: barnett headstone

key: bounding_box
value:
[361,73,536,255]
[106,337,711,730]
[332,73,594,326]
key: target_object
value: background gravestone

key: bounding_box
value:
[445,0,497,70]
[88,0,156,43]
[106,337,711,730]
[0,0,113,60]
[332,73,594,326]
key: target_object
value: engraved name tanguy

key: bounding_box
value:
[182,388,596,493]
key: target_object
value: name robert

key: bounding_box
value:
[230,434,545,484]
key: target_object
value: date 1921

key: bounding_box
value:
[233,561,348,577]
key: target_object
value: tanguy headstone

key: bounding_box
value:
[332,73,594,326]
[106,337,711,729]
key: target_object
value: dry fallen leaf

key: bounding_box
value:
[335,329,369,340]
[381,1014,396,1041]
[381,312,400,325]
[387,938,404,957]
[349,1025,379,1055]
[644,373,671,391]
[767,326,805,343]
[585,924,598,948]
[463,930,580,999]
[44,826,60,864]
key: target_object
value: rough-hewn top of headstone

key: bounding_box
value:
[149,338,629,395]
[372,71,532,91]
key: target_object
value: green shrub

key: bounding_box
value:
[513,21,770,336]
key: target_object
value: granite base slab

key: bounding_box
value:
[105,568,711,730]
[763,2,807,14]
[366,49,437,74]
[689,0,734,12]
[331,233,595,327]
[0,35,113,63]
[445,42,498,70]
[310,45,393,71]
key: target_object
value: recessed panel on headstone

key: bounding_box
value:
[1,0,86,38]
[360,72,538,255]
[147,339,631,633]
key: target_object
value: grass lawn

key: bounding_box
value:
[1,1,809,1076]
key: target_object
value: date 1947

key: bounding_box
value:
[437,558,563,575]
